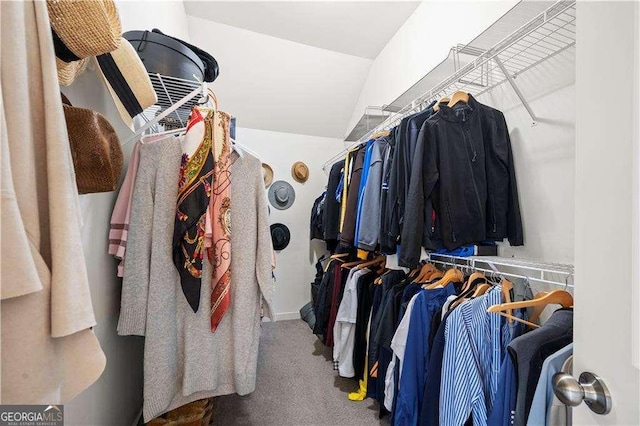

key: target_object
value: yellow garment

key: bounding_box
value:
[357,249,369,260]
[348,362,368,401]
[339,146,361,233]
[348,326,370,401]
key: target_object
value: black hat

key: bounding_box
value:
[270,223,291,251]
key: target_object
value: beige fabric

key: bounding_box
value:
[56,57,89,87]
[0,0,105,403]
[94,38,158,129]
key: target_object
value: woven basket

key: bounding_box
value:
[47,0,121,60]
[165,403,205,426]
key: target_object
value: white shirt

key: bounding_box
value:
[384,291,421,410]
[333,268,369,378]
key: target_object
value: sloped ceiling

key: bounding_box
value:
[184,2,420,59]
[184,2,419,138]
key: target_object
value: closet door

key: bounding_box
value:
[571,1,640,424]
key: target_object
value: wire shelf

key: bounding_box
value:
[143,73,202,129]
[357,0,576,143]
[427,253,574,288]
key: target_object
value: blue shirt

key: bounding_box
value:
[440,286,508,426]
[354,140,374,245]
[488,351,518,426]
[394,287,455,426]
[527,344,573,426]
[335,171,344,202]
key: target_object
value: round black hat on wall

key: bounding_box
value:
[270,223,291,251]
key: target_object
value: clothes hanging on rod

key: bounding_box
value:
[112,103,276,422]
[314,94,522,264]
[308,258,572,426]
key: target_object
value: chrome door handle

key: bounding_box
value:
[552,372,612,415]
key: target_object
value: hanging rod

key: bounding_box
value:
[427,253,574,289]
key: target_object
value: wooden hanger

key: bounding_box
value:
[528,292,548,324]
[408,265,421,279]
[462,271,486,293]
[487,289,574,329]
[425,268,463,289]
[447,91,469,107]
[331,253,349,259]
[426,270,444,281]
[500,279,514,323]
[341,259,365,269]
[432,96,451,112]
[415,263,437,283]
[371,130,390,139]
[357,255,386,270]
[471,283,492,298]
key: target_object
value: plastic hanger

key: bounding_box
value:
[487,289,574,329]
[425,268,463,289]
[447,91,469,107]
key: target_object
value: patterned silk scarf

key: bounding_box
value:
[207,111,232,332]
[173,110,215,312]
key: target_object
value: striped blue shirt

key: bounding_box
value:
[439,286,508,426]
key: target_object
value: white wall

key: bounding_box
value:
[187,16,371,139]
[62,71,143,426]
[234,127,345,319]
[346,0,518,136]
[482,49,576,265]
[117,0,190,41]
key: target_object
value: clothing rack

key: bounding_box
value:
[123,73,206,147]
[427,253,574,289]
[322,0,576,172]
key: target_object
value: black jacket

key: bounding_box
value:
[399,95,523,267]
[323,160,344,250]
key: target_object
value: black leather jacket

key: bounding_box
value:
[399,95,523,267]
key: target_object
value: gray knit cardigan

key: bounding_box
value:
[117,139,276,422]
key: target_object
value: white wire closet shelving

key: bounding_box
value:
[427,253,574,289]
[144,73,202,129]
[328,0,576,167]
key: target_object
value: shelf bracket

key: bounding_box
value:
[494,57,538,126]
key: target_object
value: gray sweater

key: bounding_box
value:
[118,139,275,421]
[357,137,389,251]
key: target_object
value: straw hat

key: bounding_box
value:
[262,163,274,188]
[47,0,121,62]
[291,161,309,183]
[56,57,90,87]
[95,38,158,129]
[268,181,295,210]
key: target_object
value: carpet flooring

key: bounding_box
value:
[210,319,388,425]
